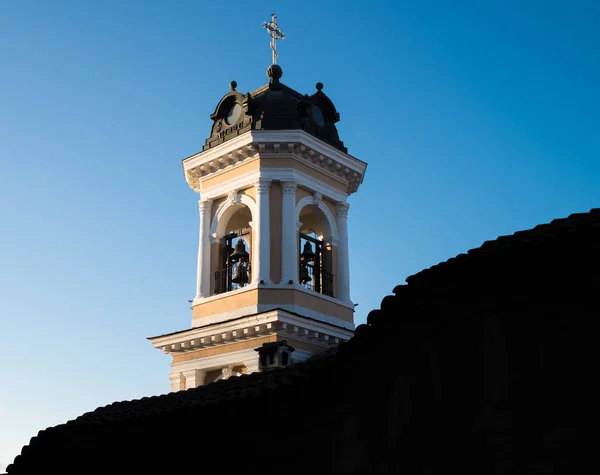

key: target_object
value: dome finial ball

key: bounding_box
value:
[316,82,323,91]
[266,64,283,80]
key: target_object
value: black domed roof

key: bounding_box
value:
[202,67,347,153]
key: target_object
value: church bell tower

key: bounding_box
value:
[149,16,367,391]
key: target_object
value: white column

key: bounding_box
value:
[168,372,186,392]
[196,199,213,298]
[253,179,272,284]
[336,202,351,302]
[183,369,206,389]
[281,181,297,284]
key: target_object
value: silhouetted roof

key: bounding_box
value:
[79,347,336,425]
[407,208,600,288]
[8,208,600,474]
[366,208,600,329]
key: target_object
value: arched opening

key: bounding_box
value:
[298,205,334,297]
[214,205,253,294]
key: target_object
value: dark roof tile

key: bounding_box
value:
[405,208,600,288]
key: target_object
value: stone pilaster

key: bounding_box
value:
[336,202,351,302]
[253,179,272,284]
[281,181,298,284]
[196,199,213,298]
[244,359,260,374]
[183,369,206,389]
[168,372,186,392]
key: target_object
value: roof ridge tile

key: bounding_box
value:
[404,208,600,286]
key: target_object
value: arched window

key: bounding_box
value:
[215,229,251,294]
[299,231,333,297]
[213,203,253,295]
[297,198,335,297]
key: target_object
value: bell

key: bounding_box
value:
[232,262,249,284]
[300,241,315,263]
[299,263,311,284]
[229,239,249,263]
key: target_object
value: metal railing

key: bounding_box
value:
[214,263,251,295]
[300,263,334,297]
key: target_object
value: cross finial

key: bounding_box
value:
[262,12,285,65]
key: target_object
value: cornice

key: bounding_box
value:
[250,130,364,169]
[148,309,352,356]
[182,130,366,195]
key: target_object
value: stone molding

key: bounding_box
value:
[209,193,257,241]
[199,166,349,205]
[149,309,353,356]
[183,130,366,195]
[295,195,339,243]
[155,320,344,356]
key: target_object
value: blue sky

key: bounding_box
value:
[1,0,598,466]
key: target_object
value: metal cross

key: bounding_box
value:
[262,12,285,65]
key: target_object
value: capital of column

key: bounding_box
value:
[281,180,297,195]
[336,202,350,218]
[254,179,272,195]
[221,367,232,380]
[198,199,213,215]
[168,372,183,381]
[227,190,241,205]
[168,372,185,392]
